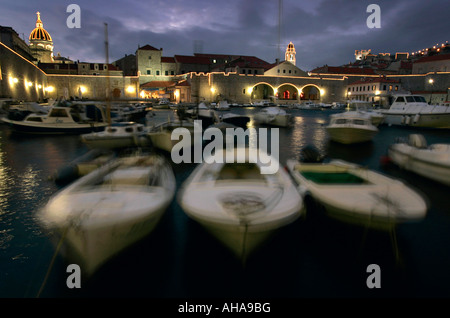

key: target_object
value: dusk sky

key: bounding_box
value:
[2,0,449,71]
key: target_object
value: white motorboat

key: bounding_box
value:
[326,111,378,144]
[220,112,250,129]
[286,158,428,230]
[253,107,293,127]
[38,154,176,275]
[147,120,202,152]
[178,148,304,261]
[81,122,150,149]
[1,102,109,134]
[376,94,450,128]
[388,134,450,186]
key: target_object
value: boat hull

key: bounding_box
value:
[381,112,450,129]
[180,183,303,260]
[388,144,450,186]
[326,126,378,144]
[52,204,167,275]
[39,155,175,275]
[2,118,108,134]
[82,134,150,149]
[287,160,427,231]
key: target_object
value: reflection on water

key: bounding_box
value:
[1,108,450,298]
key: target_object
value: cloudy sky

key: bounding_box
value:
[2,0,449,71]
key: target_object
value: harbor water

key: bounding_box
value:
[1,107,450,299]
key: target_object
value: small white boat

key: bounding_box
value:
[286,159,428,230]
[388,134,450,186]
[215,100,231,111]
[1,102,108,134]
[253,107,293,127]
[326,111,378,144]
[81,122,150,149]
[220,112,250,129]
[178,148,304,261]
[38,154,176,275]
[147,120,202,152]
[296,101,319,110]
[376,94,450,128]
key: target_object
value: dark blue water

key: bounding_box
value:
[1,107,450,299]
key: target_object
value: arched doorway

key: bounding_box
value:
[277,84,298,102]
[300,85,321,101]
[251,83,275,100]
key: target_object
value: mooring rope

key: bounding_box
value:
[36,226,69,298]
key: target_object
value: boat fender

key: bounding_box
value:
[413,114,420,124]
[405,116,411,125]
[401,116,406,125]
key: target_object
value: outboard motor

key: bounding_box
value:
[300,145,324,163]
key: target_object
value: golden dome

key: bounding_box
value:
[29,12,52,42]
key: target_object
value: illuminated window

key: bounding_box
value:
[389,85,393,91]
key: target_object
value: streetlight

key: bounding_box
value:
[428,78,434,104]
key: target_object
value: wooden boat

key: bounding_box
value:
[388,134,450,186]
[326,111,378,144]
[286,158,428,230]
[178,148,304,261]
[38,154,176,275]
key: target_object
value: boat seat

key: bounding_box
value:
[104,167,154,185]
[218,163,264,181]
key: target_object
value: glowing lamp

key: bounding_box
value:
[126,85,135,94]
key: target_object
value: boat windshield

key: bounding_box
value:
[406,96,415,103]
[413,96,427,103]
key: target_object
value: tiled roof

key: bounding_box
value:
[174,55,211,64]
[161,56,175,63]
[138,44,160,51]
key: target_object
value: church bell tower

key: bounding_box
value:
[285,41,296,66]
